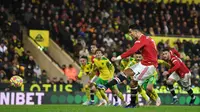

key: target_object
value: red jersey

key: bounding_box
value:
[168,53,190,78]
[170,48,181,58]
[121,35,158,67]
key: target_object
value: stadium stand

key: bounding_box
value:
[0,6,50,84]
[1,0,200,93]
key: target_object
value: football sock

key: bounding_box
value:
[138,86,149,102]
[95,89,103,100]
[168,85,176,97]
[105,72,127,88]
[100,89,109,103]
[130,87,138,105]
[147,91,156,102]
[187,89,194,98]
[85,87,90,100]
[116,91,124,102]
[90,90,95,102]
[113,94,118,102]
[151,88,159,100]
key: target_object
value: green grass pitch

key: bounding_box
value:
[0,105,200,112]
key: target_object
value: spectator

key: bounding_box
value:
[0,6,8,28]
[58,78,65,84]
[24,56,36,83]
[34,65,41,78]
[64,64,77,84]
[79,47,89,57]
[0,43,7,57]
[40,70,48,84]
[14,43,24,57]
[24,8,33,25]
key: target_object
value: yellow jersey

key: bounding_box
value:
[87,55,95,63]
[78,62,94,79]
[120,57,137,70]
[93,57,115,80]
[158,59,170,68]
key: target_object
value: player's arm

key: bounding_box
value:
[171,48,181,58]
[121,40,145,59]
[78,67,84,79]
[168,59,181,74]
[158,59,170,68]
[78,71,83,79]
[115,40,145,60]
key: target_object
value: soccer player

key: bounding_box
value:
[80,44,98,105]
[120,53,151,106]
[78,56,98,105]
[88,44,97,63]
[98,24,160,108]
[92,49,125,106]
[162,48,196,105]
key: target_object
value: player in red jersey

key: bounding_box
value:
[162,48,196,105]
[98,24,160,108]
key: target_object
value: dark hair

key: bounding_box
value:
[135,51,141,54]
[91,44,97,47]
[80,56,88,60]
[128,24,141,31]
[69,64,73,68]
[95,49,104,54]
[162,48,170,52]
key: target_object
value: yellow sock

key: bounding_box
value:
[100,89,109,103]
[85,87,90,100]
[95,90,103,100]
[138,86,149,102]
[116,91,124,102]
[151,88,159,100]
[147,91,156,102]
[136,93,139,103]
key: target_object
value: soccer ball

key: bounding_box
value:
[10,76,23,87]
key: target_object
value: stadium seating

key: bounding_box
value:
[3,0,200,90]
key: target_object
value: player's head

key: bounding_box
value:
[79,56,88,65]
[95,49,103,59]
[90,44,97,54]
[162,48,171,60]
[128,24,142,40]
[134,51,142,62]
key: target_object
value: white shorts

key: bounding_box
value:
[168,72,191,87]
[90,75,98,83]
[129,62,156,86]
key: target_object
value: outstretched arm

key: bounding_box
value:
[114,40,145,61]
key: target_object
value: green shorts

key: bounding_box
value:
[141,75,157,90]
[95,77,117,90]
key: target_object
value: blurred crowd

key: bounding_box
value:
[0,6,52,84]
[0,0,199,91]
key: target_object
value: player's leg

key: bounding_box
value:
[111,85,125,106]
[125,80,138,108]
[138,85,150,105]
[82,84,91,105]
[99,89,109,104]
[92,78,107,106]
[112,93,119,106]
[180,73,196,106]
[146,84,161,106]
[89,76,98,104]
[166,72,179,104]
[98,68,135,90]
[144,75,160,106]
